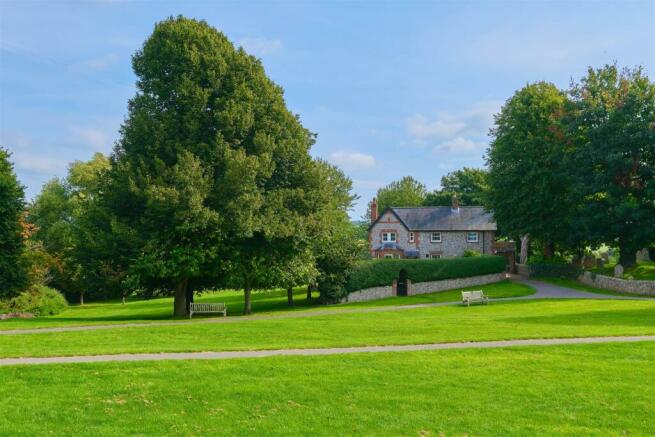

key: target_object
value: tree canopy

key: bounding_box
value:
[566,65,655,267]
[486,82,570,254]
[107,16,336,315]
[424,167,488,207]
[0,148,27,298]
[370,176,427,217]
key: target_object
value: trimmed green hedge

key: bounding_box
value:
[528,263,581,279]
[345,256,506,293]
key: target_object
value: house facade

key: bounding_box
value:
[368,197,497,259]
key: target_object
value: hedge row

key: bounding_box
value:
[528,263,582,279]
[345,256,506,293]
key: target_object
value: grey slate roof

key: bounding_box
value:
[388,206,496,231]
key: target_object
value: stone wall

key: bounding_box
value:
[578,271,655,296]
[409,272,505,295]
[342,272,505,303]
[415,231,494,258]
[342,285,393,303]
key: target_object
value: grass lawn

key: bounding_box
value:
[2,298,655,358]
[2,342,654,435]
[536,276,655,298]
[590,260,655,280]
[0,280,533,330]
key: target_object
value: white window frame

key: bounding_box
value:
[382,232,397,243]
[383,254,394,259]
[409,232,415,243]
[467,231,479,243]
[430,253,441,259]
[431,232,442,243]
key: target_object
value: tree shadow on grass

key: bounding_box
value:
[502,308,655,327]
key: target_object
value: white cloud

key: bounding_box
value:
[463,28,621,70]
[12,152,68,175]
[329,151,376,171]
[406,101,502,143]
[74,54,119,71]
[353,179,385,190]
[434,137,482,154]
[70,127,111,150]
[238,37,283,57]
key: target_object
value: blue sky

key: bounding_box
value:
[1,1,653,218]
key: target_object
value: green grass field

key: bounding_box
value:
[2,297,655,359]
[0,280,533,330]
[2,342,654,435]
[4,279,655,435]
[590,260,655,280]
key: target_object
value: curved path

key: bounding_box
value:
[2,335,655,366]
[0,277,651,336]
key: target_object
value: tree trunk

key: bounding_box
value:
[618,239,637,269]
[306,284,312,301]
[519,235,529,264]
[122,294,126,305]
[80,291,84,306]
[244,284,252,315]
[173,279,188,317]
[185,286,194,314]
[287,286,294,306]
[543,241,555,259]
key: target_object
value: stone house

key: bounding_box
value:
[368,197,497,259]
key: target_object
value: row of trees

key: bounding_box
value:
[487,65,655,267]
[367,168,488,218]
[1,17,363,315]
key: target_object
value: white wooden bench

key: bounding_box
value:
[189,302,227,319]
[461,290,489,306]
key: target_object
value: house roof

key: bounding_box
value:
[375,206,496,231]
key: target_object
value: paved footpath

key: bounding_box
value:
[0,277,652,336]
[2,335,655,366]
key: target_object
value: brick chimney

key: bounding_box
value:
[370,198,378,222]
[451,194,460,212]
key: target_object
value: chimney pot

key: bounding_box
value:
[370,198,378,222]
[452,195,460,211]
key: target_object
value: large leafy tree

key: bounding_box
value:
[0,147,27,298]
[486,82,571,255]
[29,153,123,303]
[369,176,427,218]
[566,65,655,268]
[424,167,488,207]
[108,16,325,316]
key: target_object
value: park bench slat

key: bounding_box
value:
[189,302,227,318]
[461,290,489,307]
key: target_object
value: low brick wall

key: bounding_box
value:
[342,272,506,303]
[579,271,655,296]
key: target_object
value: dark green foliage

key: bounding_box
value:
[0,148,27,298]
[486,82,571,247]
[566,65,655,268]
[5,285,68,316]
[462,249,482,257]
[345,256,506,293]
[424,167,489,207]
[108,16,334,315]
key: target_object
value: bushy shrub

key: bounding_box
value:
[462,249,481,257]
[6,285,68,316]
[345,256,506,293]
